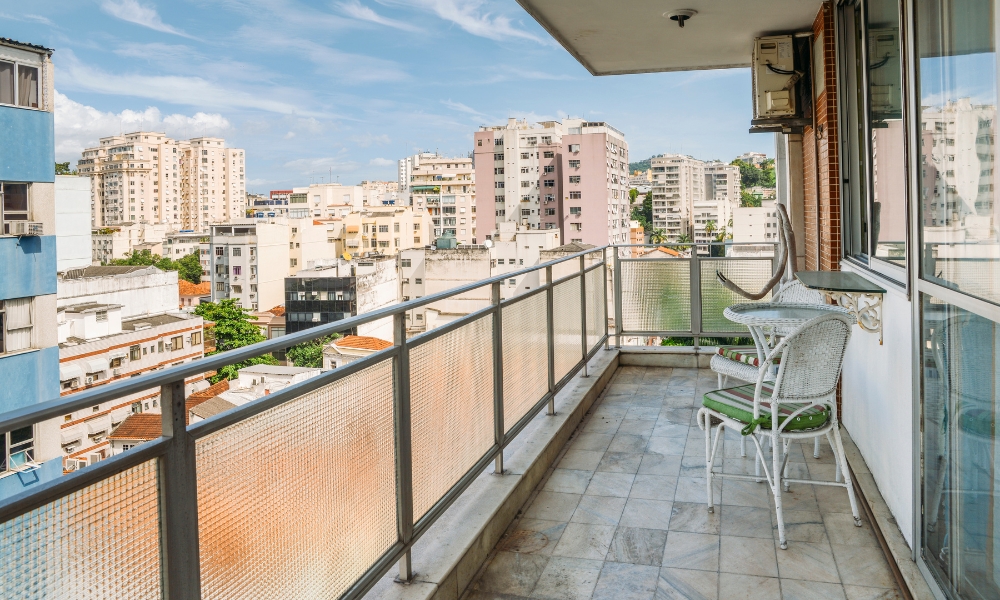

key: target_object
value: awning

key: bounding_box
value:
[86,414,112,435]
[108,350,129,360]
[61,427,83,446]
[85,357,110,374]
[59,363,84,383]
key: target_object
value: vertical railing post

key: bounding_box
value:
[546,265,556,416]
[491,282,505,474]
[392,314,414,581]
[603,247,610,351]
[690,249,702,350]
[159,379,202,600]
[579,254,588,377]
[613,248,623,348]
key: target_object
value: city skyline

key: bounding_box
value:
[8,0,773,189]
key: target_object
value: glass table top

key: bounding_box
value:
[724,303,846,325]
[795,271,887,294]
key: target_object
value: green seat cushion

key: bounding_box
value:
[716,346,780,368]
[702,383,828,432]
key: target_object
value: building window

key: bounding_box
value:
[571,223,582,231]
[215,282,225,291]
[494,153,504,160]
[0,61,38,108]
[233,266,241,275]
[543,165,554,173]
[290,258,298,267]
[570,207,582,215]
[215,247,224,256]
[415,278,423,284]
[401,259,411,267]
[129,345,141,361]
[543,151,554,158]
[0,182,29,234]
[232,247,241,256]
[569,176,581,184]
[569,191,582,199]
[544,180,555,187]
[521,209,531,216]
[379,225,389,233]
[0,298,31,354]
[520,152,529,159]
[569,160,580,168]
[545,208,556,216]
[1,426,34,473]
[569,144,580,153]
[95,310,108,322]
[171,336,183,351]
[190,331,202,346]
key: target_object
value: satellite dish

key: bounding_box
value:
[342,252,352,261]
[483,239,493,248]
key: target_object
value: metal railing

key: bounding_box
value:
[0,242,775,600]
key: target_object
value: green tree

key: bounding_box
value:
[175,252,204,284]
[629,188,639,202]
[677,233,693,251]
[194,300,279,383]
[731,158,776,190]
[286,334,342,368]
[629,191,654,230]
[109,249,202,283]
[740,190,762,207]
[55,162,77,175]
[649,228,667,244]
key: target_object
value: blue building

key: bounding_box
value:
[0,38,60,495]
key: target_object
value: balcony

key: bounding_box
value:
[0,245,905,600]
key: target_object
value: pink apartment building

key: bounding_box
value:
[474,118,630,247]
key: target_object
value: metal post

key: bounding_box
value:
[690,249,702,350]
[603,247,610,351]
[579,255,588,377]
[491,282,505,474]
[392,314,414,581]
[546,265,556,416]
[159,379,202,600]
[613,248,623,348]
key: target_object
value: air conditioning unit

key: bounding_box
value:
[868,28,901,117]
[9,221,44,236]
[113,368,122,377]
[85,376,94,385]
[752,35,800,119]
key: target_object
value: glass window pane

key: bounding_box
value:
[866,0,907,267]
[921,295,1000,598]
[842,4,870,257]
[17,65,38,108]
[0,61,13,105]
[2,183,28,213]
[918,0,1000,304]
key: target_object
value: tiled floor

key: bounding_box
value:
[461,366,901,600]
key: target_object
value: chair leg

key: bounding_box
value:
[703,411,716,512]
[813,436,821,459]
[772,432,787,549]
[718,373,723,388]
[831,425,862,527]
[740,434,747,458]
[826,431,841,483]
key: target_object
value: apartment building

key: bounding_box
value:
[340,208,429,256]
[162,230,208,259]
[735,151,769,167]
[361,180,399,207]
[398,152,444,205]
[289,183,363,219]
[208,221,290,311]
[78,133,245,230]
[91,221,168,264]
[251,190,290,218]
[407,154,475,244]
[730,199,779,257]
[650,154,740,242]
[55,175,93,271]
[474,118,629,247]
[0,38,61,497]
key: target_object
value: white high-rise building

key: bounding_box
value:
[649,154,740,242]
[78,133,246,230]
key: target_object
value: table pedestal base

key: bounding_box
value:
[823,292,883,345]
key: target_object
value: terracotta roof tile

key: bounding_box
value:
[268,306,286,316]
[333,335,393,351]
[108,414,162,441]
[178,280,212,296]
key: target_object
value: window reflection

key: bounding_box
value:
[918,0,1000,304]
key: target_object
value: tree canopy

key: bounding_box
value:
[55,162,77,175]
[109,249,203,284]
[731,158,776,189]
[286,334,342,368]
[194,299,279,382]
[629,191,653,229]
[740,190,763,208]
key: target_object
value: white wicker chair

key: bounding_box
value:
[698,311,862,550]
[709,280,827,457]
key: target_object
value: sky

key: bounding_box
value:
[5,0,774,191]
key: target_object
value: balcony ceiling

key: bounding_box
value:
[516,0,823,75]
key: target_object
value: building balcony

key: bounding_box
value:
[0,244,907,600]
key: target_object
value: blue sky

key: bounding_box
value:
[6,0,773,191]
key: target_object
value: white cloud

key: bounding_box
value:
[0,12,55,26]
[369,157,394,166]
[388,0,546,44]
[284,131,296,139]
[283,157,361,175]
[54,91,230,160]
[352,132,392,147]
[339,1,419,31]
[101,0,194,38]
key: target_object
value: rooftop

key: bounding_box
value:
[62,302,123,314]
[0,37,54,55]
[121,313,191,330]
[108,414,162,441]
[331,335,393,351]
[189,396,237,421]
[178,280,212,297]
[60,265,162,279]
[237,364,322,376]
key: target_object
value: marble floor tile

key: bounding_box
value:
[842,585,903,600]
[647,436,687,456]
[609,433,651,454]
[592,561,660,600]
[619,498,673,530]
[658,408,693,424]
[543,469,593,495]
[718,573,780,600]
[499,519,566,555]
[585,472,636,497]
[661,531,720,571]
[597,452,643,474]
[721,479,772,509]
[619,418,657,435]
[679,455,709,478]
[625,407,662,422]
[569,432,614,452]
[814,485,854,515]
[559,449,605,471]
[656,567,718,600]
[674,476,722,504]
[781,578,847,600]
[830,544,896,589]
[823,512,878,547]
[571,494,628,526]
[551,522,617,560]
[475,551,549,596]
[651,420,689,438]
[638,454,683,477]
[523,492,581,522]
[773,510,828,544]
[463,590,532,600]
[585,416,624,435]
[719,535,779,577]
[529,556,604,600]
[630,475,678,501]
[606,527,668,566]
[775,485,819,513]
[668,502,721,535]
[720,505,774,539]
[774,540,841,583]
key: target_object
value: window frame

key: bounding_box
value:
[0,58,41,110]
[0,182,31,235]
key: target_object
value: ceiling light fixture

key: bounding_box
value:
[664,9,697,28]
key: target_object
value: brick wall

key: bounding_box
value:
[803,2,842,271]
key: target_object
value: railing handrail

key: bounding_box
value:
[0,244,610,435]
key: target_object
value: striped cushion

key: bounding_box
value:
[702,383,828,432]
[716,346,780,368]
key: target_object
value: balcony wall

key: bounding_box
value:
[0,235,58,301]
[0,346,60,412]
[0,105,55,183]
